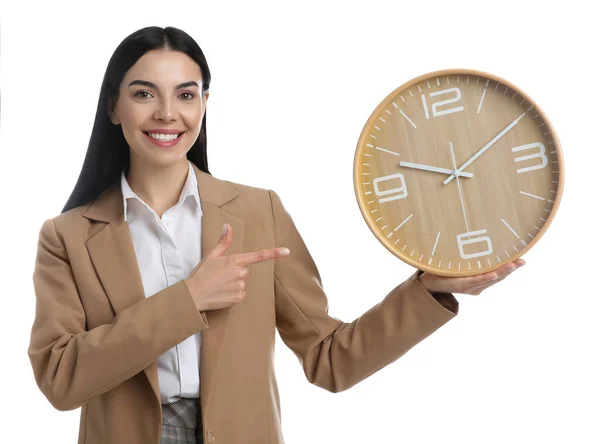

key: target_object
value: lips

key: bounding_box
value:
[143,131,185,148]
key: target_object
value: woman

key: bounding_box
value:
[27,26,524,444]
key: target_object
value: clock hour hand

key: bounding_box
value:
[443,111,528,185]
[399,161,473,178]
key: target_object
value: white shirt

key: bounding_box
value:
[120,160,203,404]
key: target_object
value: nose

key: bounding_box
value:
[153,97,177,122]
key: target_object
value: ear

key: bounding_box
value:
[200,91,209,119]
[107,98,120,125]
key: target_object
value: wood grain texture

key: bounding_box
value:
[353,69,564,277]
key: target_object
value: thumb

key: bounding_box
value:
[207,223,232,258]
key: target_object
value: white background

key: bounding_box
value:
[1,1,598,443]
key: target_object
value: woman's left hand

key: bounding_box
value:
[419,258,526,295]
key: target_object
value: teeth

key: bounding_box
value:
[147,132,181,141]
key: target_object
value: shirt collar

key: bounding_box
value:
[120,160,201,222]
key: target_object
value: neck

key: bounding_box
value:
[126,154,190,217]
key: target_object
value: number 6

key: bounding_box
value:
[457,229,493,259]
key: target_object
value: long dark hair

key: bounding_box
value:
[61,26,212,214]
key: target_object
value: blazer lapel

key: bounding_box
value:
[196,198,245,419]
[83,163,245,416]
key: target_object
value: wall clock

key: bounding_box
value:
[353,68,564,277]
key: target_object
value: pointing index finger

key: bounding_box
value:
[234,247,290,266]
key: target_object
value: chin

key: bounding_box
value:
[130,135,191,167]
[130,147,188,169]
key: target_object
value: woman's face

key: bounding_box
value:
[109,49,208,168]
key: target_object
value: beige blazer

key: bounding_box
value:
[28,163,459,444]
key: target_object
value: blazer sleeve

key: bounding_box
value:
[27,218,209,411]
[268,189,459,393]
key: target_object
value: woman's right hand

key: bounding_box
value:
[184,223,290,312]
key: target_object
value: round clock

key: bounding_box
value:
[353,68,564,277]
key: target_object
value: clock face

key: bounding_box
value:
[353,69,564,277]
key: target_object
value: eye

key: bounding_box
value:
[134,90,153,99]
[179,92,195,101]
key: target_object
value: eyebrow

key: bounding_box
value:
[128,80,200,90]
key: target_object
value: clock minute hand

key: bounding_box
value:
[443,111,528,186]
[399,161,473,178]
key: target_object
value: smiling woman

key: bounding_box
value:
[26,25,520,444]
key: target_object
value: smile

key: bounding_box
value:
[143,131,184,148]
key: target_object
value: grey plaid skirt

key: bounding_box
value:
[161,397,203,444]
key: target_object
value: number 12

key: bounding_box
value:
[421,87,464,119]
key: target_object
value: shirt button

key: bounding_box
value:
[165,219,172,226]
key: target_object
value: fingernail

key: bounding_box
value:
[279,248,290,255]
[509,266,516,273]
[222,223,228,235]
